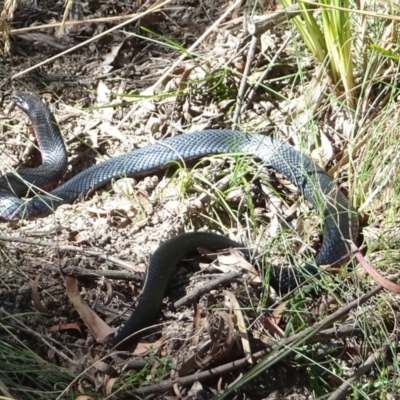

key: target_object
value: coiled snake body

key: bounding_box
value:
[0,92,358,348]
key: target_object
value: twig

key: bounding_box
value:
[192,174,232,209]
[173,270,241,309]
[232,35,259,127]
[327,338,395,400]
[247,2,317,36]
[307,324,362,344]
[0,235,141,272]
[150,0,242,92]
[239,35,291,116]
[53,265,144,282]
[125,271,400,396]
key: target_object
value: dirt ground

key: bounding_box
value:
[0,0,359,399]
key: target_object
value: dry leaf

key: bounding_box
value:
[49,323,83,335]
[92,360,118,376]
[223,290,252,364]
[132,339,165,356]
[260,301,288,340]
[105,377,118,396]
[69,230,90,244]
[65,276,115,342]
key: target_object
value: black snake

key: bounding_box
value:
[0,92,358,348]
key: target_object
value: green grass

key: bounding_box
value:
[0,338,76,399]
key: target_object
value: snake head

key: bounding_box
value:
[13,91,42,114]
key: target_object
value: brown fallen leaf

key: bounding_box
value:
[271,300,290,326]
[193,302,202,329]
[260,300,288,341]
[91,357,118,376]
[105,377,118,396]
[224,290,252,364]
[64,276,115,342]
[75,396,95,400]
[49,323,83,335]
[116,217,132,229]
[131,338,165,356]
[69,230,90,244]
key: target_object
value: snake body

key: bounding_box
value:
[0,92,358,348]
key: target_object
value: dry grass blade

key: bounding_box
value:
[224,290,252,364]
[60,0,75,33]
